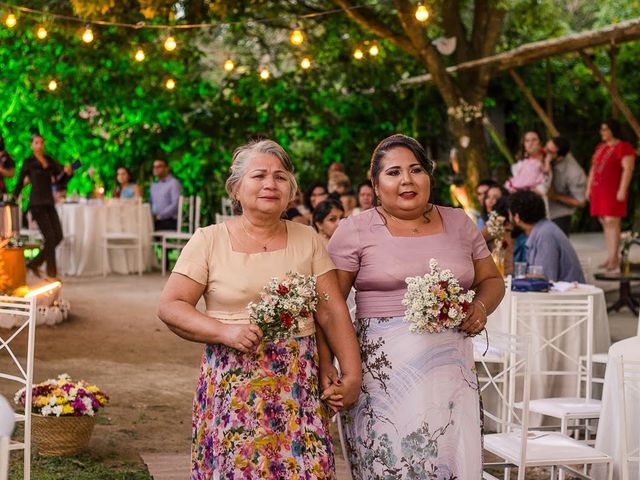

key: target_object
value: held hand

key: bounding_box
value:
[321,373,361,412]
[319,361,340,393]
[221,324,263,353]
[459,302,487,336]
[616,189,626,202]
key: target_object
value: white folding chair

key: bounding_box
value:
[616,356,640,480]
[102,200,144,276]
[483,331,613,480]
[160,196,202,275]
[579,256,595,285]
[0,296,36,480]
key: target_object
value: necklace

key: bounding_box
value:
[380,205,434,234]
[240,218,282,251]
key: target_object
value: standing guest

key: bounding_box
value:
[113,166,142,199]
[313,199,344,246]
[474,178,498,228]
[505,130,551,195]
[13,133,71,278]
[158,139,361,479]
[0,134,15,198]
[351,180,374,216]
[326,134,504,479]
[545,136,587,236]
[508,190,585,283]
[303,181,329,214]
[328,171,352,196]
[587,120,636,270]
[150,159,181,231]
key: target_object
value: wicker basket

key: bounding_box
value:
[31,414,96,456]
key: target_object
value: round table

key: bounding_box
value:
[594,272,640,316]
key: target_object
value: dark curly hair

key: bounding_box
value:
[508,190,546,225]
[312,199,344,232]
[303,181,328,211]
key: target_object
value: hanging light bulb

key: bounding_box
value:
[48,80,58,91]
[164,35,177,51]
[353,48,364,60]
[36,26,48,40]
[415,4,430,22]
[5,13,17,28]
[165,78,176,90]
[82,25,94,43]
[259,68,270,80]
[134,48,145,62]
[290,28,304,46]
[368,43,380,56]
[300,57,311,70]
[224,59,235,72]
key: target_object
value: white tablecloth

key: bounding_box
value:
[593,336,640,480]
[56,202,155,276]
[482,285,610,417]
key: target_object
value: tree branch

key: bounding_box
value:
[471,0,489,52]
[331,0,418,56]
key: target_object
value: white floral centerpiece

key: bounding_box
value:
[402,259,475,334]
[248,272,326,342]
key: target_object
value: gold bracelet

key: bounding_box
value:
[475,299,487,316]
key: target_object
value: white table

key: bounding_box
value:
[593,336,640,480]
[56,202,156,276]
[481,285,610,426]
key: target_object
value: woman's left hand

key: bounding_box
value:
[458,302,487,336]
[616,189,626,202]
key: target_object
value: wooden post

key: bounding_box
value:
[509,69,560,137]
[580,50,640,139]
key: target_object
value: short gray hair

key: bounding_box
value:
[225,139,298,206]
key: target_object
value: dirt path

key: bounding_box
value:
[1,274,202,463]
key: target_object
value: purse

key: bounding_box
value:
[511,277,550,292]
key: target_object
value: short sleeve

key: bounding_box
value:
[464,212,491,260]
[620,141,636,159]
[327,217,361,272]
[310,230,336,276]
[172,227,210,285]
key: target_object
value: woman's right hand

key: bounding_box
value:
[221,324,263,353]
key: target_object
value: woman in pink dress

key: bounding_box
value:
[326,134,505,479]
[586,120,636,270]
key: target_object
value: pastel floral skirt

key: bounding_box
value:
[191,334,336,480]
[339,316,483,480]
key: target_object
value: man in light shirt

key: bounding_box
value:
[150,159,181,231]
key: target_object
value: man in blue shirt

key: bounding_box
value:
[150,159,181,231]
[508,190,585,283]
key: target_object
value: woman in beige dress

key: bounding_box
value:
[158,139,361,479]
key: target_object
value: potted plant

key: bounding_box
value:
[14,373,109,456]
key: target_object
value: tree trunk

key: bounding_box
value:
[448,116,489,191]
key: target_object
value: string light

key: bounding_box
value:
[5,13,17,28]
[165,78,176,90]
[353,48,364,60]
[164,35,177,51]
[290,28,304,46]
[81,25,94,43]
[415,4,430,22]
[134,48,145,62]
[368,43,379,56]
[48,80,58,91]
[224,59,235,72]
[300,57,311,69]
[259,68,270,80]
[36,25,48,40]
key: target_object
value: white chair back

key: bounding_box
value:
[511,295,595,400]
[221,197,234,216]
[0,296,36,479]
[616,356,640,480]
[215,214,235,224]
[102,199,144,276]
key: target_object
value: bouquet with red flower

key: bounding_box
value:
[248,272,326,341]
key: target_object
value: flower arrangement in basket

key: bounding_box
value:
[402,259,476,334]
[248,272,326,342]
[14,374,109,456]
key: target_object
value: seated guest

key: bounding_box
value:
[351,180,374,216]
[475,179,498,228]
[312,199,344,247]
[114,166,142,199]
[340,190,357,217]
[303,181,328,214]
[150,159,181,230]
[508,190,585,283]
[481,186,509,240]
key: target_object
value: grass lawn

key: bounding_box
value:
[9,454,151,480]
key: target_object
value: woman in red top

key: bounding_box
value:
[587,120,636,270]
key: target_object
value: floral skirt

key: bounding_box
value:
[191,335,336,480]
[340,316,483,479]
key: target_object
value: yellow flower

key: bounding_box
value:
[56,397,64,405]
[62,405,74,415]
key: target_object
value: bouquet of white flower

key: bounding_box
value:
[402,258,476,334]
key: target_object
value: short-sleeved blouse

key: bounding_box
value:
[327,206,490,319]
[172,220,335,337]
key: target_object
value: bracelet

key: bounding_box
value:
[475,299,487,316]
